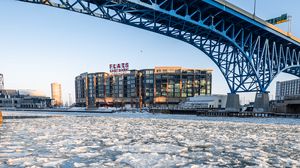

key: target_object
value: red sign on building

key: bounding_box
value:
[109,63,129,73]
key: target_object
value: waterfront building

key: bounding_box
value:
[0,89,52,109]
[0,74,4,90]
[51,83,63,106]
[276,79,300,100]
[0,90,22,108]
[271,96,300,114]
[20,96,52,109]
[179,95,227,109]
[75,73,88,107]
[271,79,300,114]
[75,66,212,108]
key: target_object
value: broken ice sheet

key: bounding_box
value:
[0,112,299,167]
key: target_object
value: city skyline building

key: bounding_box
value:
[51,82,63,106]
[0,74,4,90]
[276,79,300,100]
[75,66,212,108]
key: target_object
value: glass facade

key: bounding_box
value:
[75,73,88,106]
[127,70,139,98]
[141,69,154,105]
[96,73,112,98]
[75,67,212,108]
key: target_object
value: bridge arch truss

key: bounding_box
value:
[19,0,300,93]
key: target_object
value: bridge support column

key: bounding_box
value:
[254,92,270,112]
[226,93,241,112]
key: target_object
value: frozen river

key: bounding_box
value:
[0,111,300,167]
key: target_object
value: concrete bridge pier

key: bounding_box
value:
[253,92,270,112]
[226,93,241,112]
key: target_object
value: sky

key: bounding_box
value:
[0,0,300,105]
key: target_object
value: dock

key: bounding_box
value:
[150,107,300,118]
[196,111,300,118]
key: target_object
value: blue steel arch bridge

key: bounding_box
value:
[18,0,300,94]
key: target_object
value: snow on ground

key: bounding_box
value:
[0,112,300,167]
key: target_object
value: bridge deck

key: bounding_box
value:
[214,0,300,44]
[109,0,300,49]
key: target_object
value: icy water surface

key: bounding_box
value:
[0,111,300,167]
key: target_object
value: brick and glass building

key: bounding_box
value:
[75,66,212,108]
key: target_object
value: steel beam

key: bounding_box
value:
[17,0,300,93]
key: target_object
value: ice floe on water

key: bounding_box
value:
[0,112,300,167]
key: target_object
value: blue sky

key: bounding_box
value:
[0,0,299,104]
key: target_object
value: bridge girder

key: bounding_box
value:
[18,0,300,93]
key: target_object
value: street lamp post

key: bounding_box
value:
[253,0,257,17]
[288,15,292,35]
